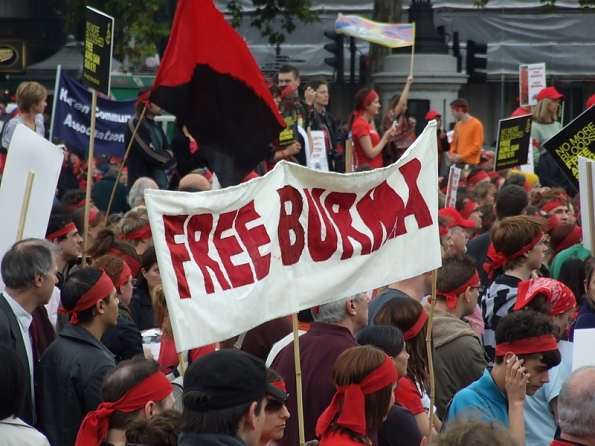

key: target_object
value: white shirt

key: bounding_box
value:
[0,417,50,446]
[4,291,35,405]
[44,287,61,332]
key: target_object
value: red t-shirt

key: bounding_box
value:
[352,117,382,169]
[158,336,216,374]
[394,377,425,415]
[320,430,366,445]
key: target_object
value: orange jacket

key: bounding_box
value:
[450,117,484,164]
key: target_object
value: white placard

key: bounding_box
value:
[308,130,329,172]
[0,125,64,286]
[572,328,595,371]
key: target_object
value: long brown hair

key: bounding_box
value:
[330,346,394,442]
[374,298,430,390]
[348,88,375,130]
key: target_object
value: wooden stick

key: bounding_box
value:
[178,352,186,376]
[81,90,98,267]
[16,171,35,242]
[426,269,438,443]
[409,24,416,76]
[345,140,353,173]
[292,313,306,446]
[104,104,148,222]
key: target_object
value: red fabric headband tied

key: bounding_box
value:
[107,249,142,277]
[451,106,469,112]
[119,224,152,242]
[315,354,397,437]
[403,308,428,340]
[354,91,379,118]
[514,278,576,316]
[459,199,477,220]
[467,170,490,187]
[439,225,449,238]
[68,198,87,211]
[437,271,480,310]
[59,271,115,324]
[270,380,287,394]
[75,372,173,446]
[483,232,543,279]
[135,91,151,108]
[495,334,558,357]
[555,225,582,255]
[115,261,132,290]
[89,208,99,226]
[280,85,296,99]
[46,222,77,241]
[540,199,566,213]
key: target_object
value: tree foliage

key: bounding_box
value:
[227,0,319,47]
[475,0,595,10]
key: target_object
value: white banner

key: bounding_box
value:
[145,122,441,351]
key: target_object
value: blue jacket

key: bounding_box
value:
[447,369,508,425]
[570,299,595,341]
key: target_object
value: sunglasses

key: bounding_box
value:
[265,396,289,413]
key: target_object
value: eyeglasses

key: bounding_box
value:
[470,285,485,295]
[265,396,289,413]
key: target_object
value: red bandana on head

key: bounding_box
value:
[483,232,543,279]
[514,278,576,316]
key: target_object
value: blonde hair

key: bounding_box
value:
[532,98,555,123]
[119,206,150,247]
[16,82,47,113]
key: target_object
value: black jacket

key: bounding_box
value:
[125,113,177,191]
[536,152,577,197]
[129,288,156,331]
[0,294,35,426]
[465,231,492,290]
[36,324,116,446]
[92,174,131,215]
[178,433,248,446]
[309,107,342,172]
[101,316,144,363]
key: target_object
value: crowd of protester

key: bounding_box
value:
[0,64,595,446]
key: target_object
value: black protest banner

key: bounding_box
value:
[278,110,297,147]
[83,7,114,95]
[543,106,595,190]
[494,115,532,170]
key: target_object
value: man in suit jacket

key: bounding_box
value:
[0,238,59,426]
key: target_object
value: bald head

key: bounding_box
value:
[129,177,159,208]
[178,174,211,192]
[558,366,595,441]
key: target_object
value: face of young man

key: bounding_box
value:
[523,355,550,396]
[550,204,570,225]
[525,235,547,270]
[59,228,83,262]
[314,85,329,108]
[277,72,299,90]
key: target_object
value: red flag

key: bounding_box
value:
[150,0,285,187]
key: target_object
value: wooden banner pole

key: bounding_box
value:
[426,269,437,443]
[409,25,416,77]
[345,140,353,173]
[292,313,306,446]
[81,90,98,267]
[16,171,35,242]
[104,104,148,221]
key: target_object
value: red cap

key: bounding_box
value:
[425,110,441,121]
[438,207,476,229]
[536,87,564,102]
[587,94,595,110]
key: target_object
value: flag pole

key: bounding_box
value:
[103,104,148,221]
[16,171,35,242]
[81,90,98,267]
[426,269,437,442]
[292,313,306,446]
[345,140,353,173]
[409,24,416,77]
[49,65,61,142]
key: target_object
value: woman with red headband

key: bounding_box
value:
[374,297,441,436]
[119,206,153,256]
[316,345,398,445]
[349,88,397,170]
[259,368,291,446]
[512,277,575,446]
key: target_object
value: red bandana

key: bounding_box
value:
[467,170,489,187]
[270,380,287,394]
[68,198,87,211]
[495,334,558,357]
[59,272,115,324]
[107,249,141,277]
[554,225,582,255]
[540,199,566,214]
[436,272,480,310]
[402,308,428,340]
[75,372,173,446]
[114,261,132,289]
[354,90,379,118]
[135,91,151,108]
[46,222,77,241]
[119,224,152,242]
[514,278,576,316]
[483,232,543,279]
[315,354,397,437]
[279,85,296,99]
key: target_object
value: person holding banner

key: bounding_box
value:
[349,88,397,170]
[315,345,398,446]
[0,81,47,151]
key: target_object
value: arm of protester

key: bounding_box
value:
[358,126,396,160]
[272,142,301,163]
[84,365,114,413]
[413,412,438,438]
[393,75,414,118]
[505,356,527,446]
[304,87,316,106]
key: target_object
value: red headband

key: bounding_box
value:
[107,249,141,277]
[459,199,478,220]
[483,232,543,279]
[451,106,469,112]
[439,225,449,238]
[467,170,490,187]
[75,372,173,446]
[514,278,576,316]
[115,261,132,290]
[354,91,379,118]
[119,224,152,242]
[403,308,428,340]
[437,272,480,310]
[89,209,99,226]
[495,334,558,357]
[316,354,397,437]
[279,85,296,99]
[270,380,287,394]
[59,272,115,324]
[46,222,77,241]
[541,199,567,213]
[135,91,151,108]
[555,225,582,255]
[68,198,87,211]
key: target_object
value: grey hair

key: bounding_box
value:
[128,177,158,208]
[1,239,58,291]
[106,166,120,178]
[558,366,595,438]
[312,293,364,324]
